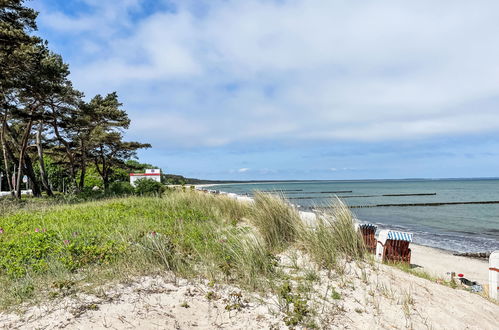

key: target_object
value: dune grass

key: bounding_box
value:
[0,189,367,318]
[0,191,259,308]
[249,191,303,250]
[298,199,366,272]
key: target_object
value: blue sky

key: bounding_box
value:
[32,0,499,180]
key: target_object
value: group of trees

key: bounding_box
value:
[1,1,150,198]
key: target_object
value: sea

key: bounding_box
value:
[208,179,499,253]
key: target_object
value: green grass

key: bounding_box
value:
[0,191,260,308]
[0,189,370,328]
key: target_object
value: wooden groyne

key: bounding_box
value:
[453,252,491,259]
[285,190,353,194]
[290,192,437,200]
[350,200,499,208]
[262,189,303,192]
[382,193,437,197]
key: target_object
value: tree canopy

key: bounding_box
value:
[0,0,151,198]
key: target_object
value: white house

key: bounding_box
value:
[130,169,161,187]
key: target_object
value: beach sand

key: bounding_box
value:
[3,189,491,328]
[411,244,489,285]
[1,252,498,329]
[206,189,493,286]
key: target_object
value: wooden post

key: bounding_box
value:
[489,251,499,300]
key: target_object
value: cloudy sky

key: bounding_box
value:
[32,0,499,180]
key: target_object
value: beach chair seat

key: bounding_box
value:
[382,239,411,264]
[359,224,377,254]
[375,229,413,264]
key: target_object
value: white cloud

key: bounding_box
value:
[238,168,250,173]
[37,0,499,148]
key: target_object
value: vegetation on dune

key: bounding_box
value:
[0,190,365,325]
[0,190,267,305]
[250,191,304,250]
[299,199,366,272]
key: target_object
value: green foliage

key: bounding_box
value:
[331,288,342,300]
[0,231,58,278]
[1,0,150,198]
[79,166,103,189]
[126,160,156,172]
[134,179,163,195]
[278,280,311,327]
[162,174,186,185]
[0,187,378,325]
[60,238,126,272]
[0,191,263,308]
[109,182,135,196]
[32,156,67,192]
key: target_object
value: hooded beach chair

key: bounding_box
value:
[359,224,377,254]
[376,230,413,264]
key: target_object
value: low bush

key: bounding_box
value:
[134,179,163,195]
[109,182,135,196]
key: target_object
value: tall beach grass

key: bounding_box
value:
[0,189,366,311]
[298,198,366,271]
[249,191,303,250]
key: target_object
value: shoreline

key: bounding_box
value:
[200,183,497,254]
[410,244,489,284]
[197,185,492,286]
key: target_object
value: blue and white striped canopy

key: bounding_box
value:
[387,231,413,242]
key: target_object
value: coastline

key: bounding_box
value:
[197,185,492,286]
[411,244,489,284]
[1,190,497,328]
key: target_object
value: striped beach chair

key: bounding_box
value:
[359,224,377,254]
[376,230,413,264]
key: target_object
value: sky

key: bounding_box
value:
[31,0,499,180]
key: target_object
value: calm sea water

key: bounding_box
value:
[209,179,499,253]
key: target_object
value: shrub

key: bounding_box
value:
[134,179,163,195]
[109,182,135,196]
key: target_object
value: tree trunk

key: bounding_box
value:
[36,122,53,196]
[103,175,109,191]
[23,153,42,197]
[0,116,14,195]
[51,120,78,190]
[79,139,86,190]
[15,117,34,199]
[93,147,108,191]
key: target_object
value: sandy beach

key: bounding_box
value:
[200,186,494,287]
[2,189,496,329]
[1,251,497,329]
[411,244,489,285]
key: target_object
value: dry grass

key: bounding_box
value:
[249,191,303,250]
[298,198,366,271]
